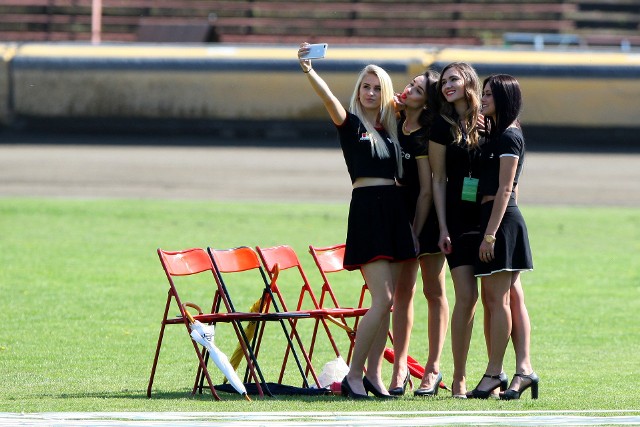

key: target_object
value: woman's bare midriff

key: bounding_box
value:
[353,177,396,188]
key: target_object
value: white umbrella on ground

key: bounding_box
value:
[184,306,251,401]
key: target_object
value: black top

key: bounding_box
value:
[336,112,397,184]
[478,127,525,197]
[430,115,482,237]
[396,119,429,189]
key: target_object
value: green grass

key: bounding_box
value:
[0,198,638,414]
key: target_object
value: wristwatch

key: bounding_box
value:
[484,234,496,244]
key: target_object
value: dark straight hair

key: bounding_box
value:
[483,74,522,138]
[419,69,441,131]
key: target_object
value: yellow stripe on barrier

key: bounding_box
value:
[1,42,639,129]
[436,47,640,66]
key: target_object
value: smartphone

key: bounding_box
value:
[300,43,328,60]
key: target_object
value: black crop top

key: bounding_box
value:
[396,119,429,189]
[430,115,481,196]
[430,115,482,236]
[336,112,397,184]
[478,127,525,196]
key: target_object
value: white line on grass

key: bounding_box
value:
[1,411,640,426]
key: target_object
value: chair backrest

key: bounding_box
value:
[210,245,262,273]
[308,243,369,310]
[257,244,300,272]
[207,246,274,314]
[158,247,214,276]
[311,244,346,273]
[156,247,221,320]
[256,245,321,312]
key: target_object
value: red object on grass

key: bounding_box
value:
[383,348,450,391]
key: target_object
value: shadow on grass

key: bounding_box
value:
[51,387,334,402]
[50,390,222,401]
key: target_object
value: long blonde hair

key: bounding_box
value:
[349,64,403,177]
[437,62,481,148]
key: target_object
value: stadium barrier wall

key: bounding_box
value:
[1,42,639,143]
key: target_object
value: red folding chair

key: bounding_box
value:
[256,244,360,385]
[309,244,448,392]
[147,247,265,400]
[308,243,375,364]
[207,246,316,391]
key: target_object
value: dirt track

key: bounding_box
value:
[0,140,638,206]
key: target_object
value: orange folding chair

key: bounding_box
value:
[207,246,316,391]
[309,244,449,392]
[147,247,265,400]
[307,243,375,364]
[256,244,361,384]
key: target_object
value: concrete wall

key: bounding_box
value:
[2,42,639,132]
[0,44,17,126]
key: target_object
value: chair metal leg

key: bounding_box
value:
[147,292,172,397]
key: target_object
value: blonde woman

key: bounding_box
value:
[298,43,415,399]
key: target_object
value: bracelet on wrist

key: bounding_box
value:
[484,234,496,244]
[303,68,313,74]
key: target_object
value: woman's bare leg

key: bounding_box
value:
[345,259,395,395]
[389,260,418,390]
[449,265,478,396]
[418,253,448,389]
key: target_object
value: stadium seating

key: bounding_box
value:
[0,0,637,48]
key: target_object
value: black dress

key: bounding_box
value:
[475,127,533,277]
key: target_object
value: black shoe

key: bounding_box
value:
[413,372,443,397]
[363,376,397,399]
[500,372,539,400]
[341,376,371,400]
[388,372,410,396]
[467,372,509,399]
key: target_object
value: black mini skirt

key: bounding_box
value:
[474,199,534,277]
[398,186,441,257]
[343,185,417,271]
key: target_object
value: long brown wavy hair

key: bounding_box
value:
[437,62,481,148]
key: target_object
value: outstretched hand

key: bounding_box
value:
[298,43,313,73]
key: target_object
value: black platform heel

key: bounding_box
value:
[467,372,508,399]
[341,376,371,400]
[363,376,397,399]
[388,372,410,396]
[500,372,539,400]
[413,372,443,397]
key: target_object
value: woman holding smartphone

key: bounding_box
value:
[298,42,415,399]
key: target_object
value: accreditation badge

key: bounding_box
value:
[461,177,479,202]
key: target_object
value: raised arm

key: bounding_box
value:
[298,43,347,126]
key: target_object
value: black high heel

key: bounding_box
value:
[500,372,539,400]
[340,376,371,400]
[413,372,443,397]
[467,372,508,399]
[388,372,410,396]
[363,376,397,399]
